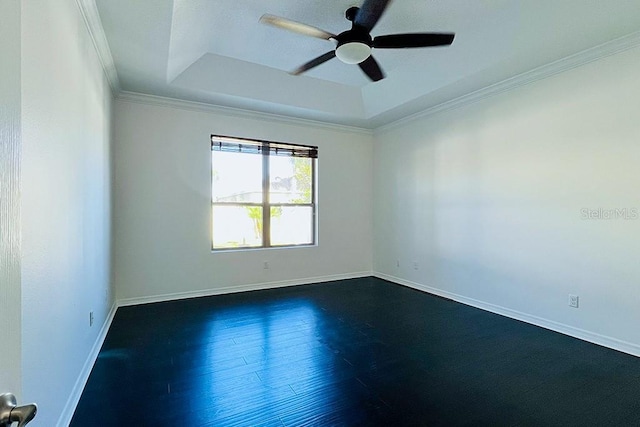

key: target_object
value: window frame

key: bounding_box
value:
[211,134,317,251]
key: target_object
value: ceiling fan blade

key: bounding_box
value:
[373,33,455,48]
[358,56,385,82]
[354,0,392,31]
[260,14,336,40]
[290,51,336,75]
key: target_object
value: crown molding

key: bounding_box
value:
[377,30,640,134]
[116,91,374,135]
[71,0,640,134]
[74,0,120,92]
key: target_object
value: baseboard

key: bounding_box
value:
[374,272,640,358]
[57,302,118,427]
[64,271,636,426]
[117,271,373,307]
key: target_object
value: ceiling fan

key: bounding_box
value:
[260,0,455,82]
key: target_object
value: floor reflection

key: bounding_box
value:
[186,299,331,425]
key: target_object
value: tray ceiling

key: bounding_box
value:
[95,0,640,128]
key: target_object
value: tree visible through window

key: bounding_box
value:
[211,135,317,250]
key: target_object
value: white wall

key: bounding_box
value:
[113,99,373,302]
[20,0,114,425]
[373,45,640,354]
[0,0,23,398]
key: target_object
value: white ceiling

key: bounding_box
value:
[95,0,640,128]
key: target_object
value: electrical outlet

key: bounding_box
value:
[569,294,579,308]
[396,260,400,268]
[263,261,269,270]
[89,311,94,326]
[413,261,419,270]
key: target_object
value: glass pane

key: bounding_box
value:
[269,157,312,204]
[212,151,262,203]
[212,205,262,249]
[270,206,313,246]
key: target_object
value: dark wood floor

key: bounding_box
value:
[71,277,640,426]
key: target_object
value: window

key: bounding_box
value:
[211,135,318,250]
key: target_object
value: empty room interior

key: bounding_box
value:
[3,0,640,425]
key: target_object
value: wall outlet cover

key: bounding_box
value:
[569,294,579,308]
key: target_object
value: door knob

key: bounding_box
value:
[0,394,37,427]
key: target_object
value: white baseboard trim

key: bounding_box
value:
[374,272,640,358]
[65,272,636,426]
[117,271,373,307]
[57,302,118,427]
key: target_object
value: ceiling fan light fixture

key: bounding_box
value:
[335,41,371,64]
